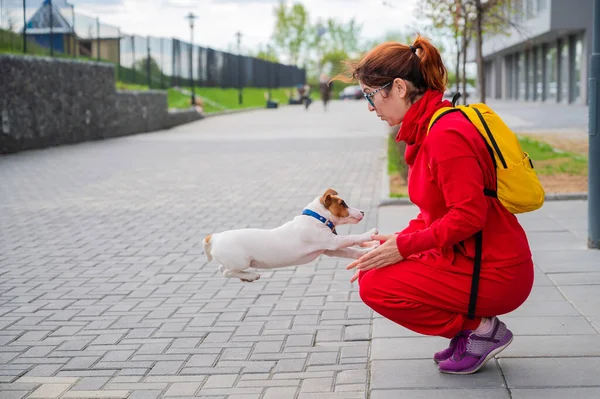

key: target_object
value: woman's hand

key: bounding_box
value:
[346,234,403,283]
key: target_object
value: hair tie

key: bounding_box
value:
[410,45,417,54]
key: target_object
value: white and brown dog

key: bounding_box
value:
[203,189,377,282]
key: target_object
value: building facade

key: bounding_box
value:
[474,0,593,105]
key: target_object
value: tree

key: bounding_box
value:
[308,20,329,75]
[254,43,279,63]
[420,0,523,103]
[320,49,350,78]
[324,18,362,55]
[460,0,475,104]
[471,0,524,103]
[418,0,459,92]
[418,0,472,103]
[311,18,363,77]
[132,56,165,87]
[361,30,414,54]
[272,1,309,66]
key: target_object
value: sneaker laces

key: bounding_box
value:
[451,330,471,361]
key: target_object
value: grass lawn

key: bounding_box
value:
[388,133,409,198]
[518,135,588,176]
[116,82,149,91]
[117,82,300,113]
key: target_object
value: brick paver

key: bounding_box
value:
[375,201,600,398]
[0,101,388,398]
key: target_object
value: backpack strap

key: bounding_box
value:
[465,106,508,169]
[429,108,462,130]
[468,230,483,320]
[451,92,461,107]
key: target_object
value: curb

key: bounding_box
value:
[543,192,588,201]
[202,106,266,118]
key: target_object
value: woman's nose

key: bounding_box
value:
[367,102,375,112]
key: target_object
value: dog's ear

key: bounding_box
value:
[320,188,337,208]
[322,193,333,208]
[323,188,338,197]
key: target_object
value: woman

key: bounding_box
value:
[336,36,534,375]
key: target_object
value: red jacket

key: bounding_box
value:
[394,90,532,270]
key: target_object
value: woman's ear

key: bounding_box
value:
[394,78,407,99]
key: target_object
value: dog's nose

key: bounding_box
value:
[360,211,364,215]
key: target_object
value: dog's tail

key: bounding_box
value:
[203,234,213,262]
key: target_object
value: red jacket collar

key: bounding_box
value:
[396,90,450,165]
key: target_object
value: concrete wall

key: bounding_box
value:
[550,0,594,32]
[0,54,202,154]
[471,4,552,60]
[470,0,593,60]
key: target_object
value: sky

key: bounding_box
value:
[4,0,422,54]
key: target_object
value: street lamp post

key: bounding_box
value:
[96,17,100,61]
[49,0,54,57]
[185,12,197,106]
[70,3,76,57]
[22,0,27,53]
[146,35,151,88]
[267,44,273,101]
[235,31,243,105]
[589,0,600,249]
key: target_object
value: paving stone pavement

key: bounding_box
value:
[376,200,600,399]
[0,101,391,399]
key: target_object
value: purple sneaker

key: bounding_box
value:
[438,317,513,374]
[433,330,470,364]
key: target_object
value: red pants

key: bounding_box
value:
[358,257,534,339]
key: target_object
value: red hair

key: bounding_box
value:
[334,35,447,102]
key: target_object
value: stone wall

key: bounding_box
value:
[165,108,207,129]
[0,54,203,154]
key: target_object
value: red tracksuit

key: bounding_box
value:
[358,90,534,339]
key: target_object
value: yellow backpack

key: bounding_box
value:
[427,96,545,214]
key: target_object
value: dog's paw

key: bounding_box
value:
[366,228,378,236]
[239,273,261,283]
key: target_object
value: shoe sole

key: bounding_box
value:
[439,334,514,375]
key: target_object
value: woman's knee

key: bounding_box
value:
[358,270,379,307]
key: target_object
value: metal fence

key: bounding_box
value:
[118,36,305,90]
[0,0,306,89]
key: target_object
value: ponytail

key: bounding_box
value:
[411,35,448,93]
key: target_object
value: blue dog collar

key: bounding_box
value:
[302,209,337,235]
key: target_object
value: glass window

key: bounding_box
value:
[537,0,547,12]
[513,0,523,23]
[506,55,513,99]
[526,0,534,19]
[546,44,557,102]
[527,50,535,100]
[573,37,583,103]
[560,40,569,103]
[536,46,544,100]
[486,61,494,98]
[512,53,520,99]
[518,52,526,99]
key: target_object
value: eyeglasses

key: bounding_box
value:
[363,81,393,108]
